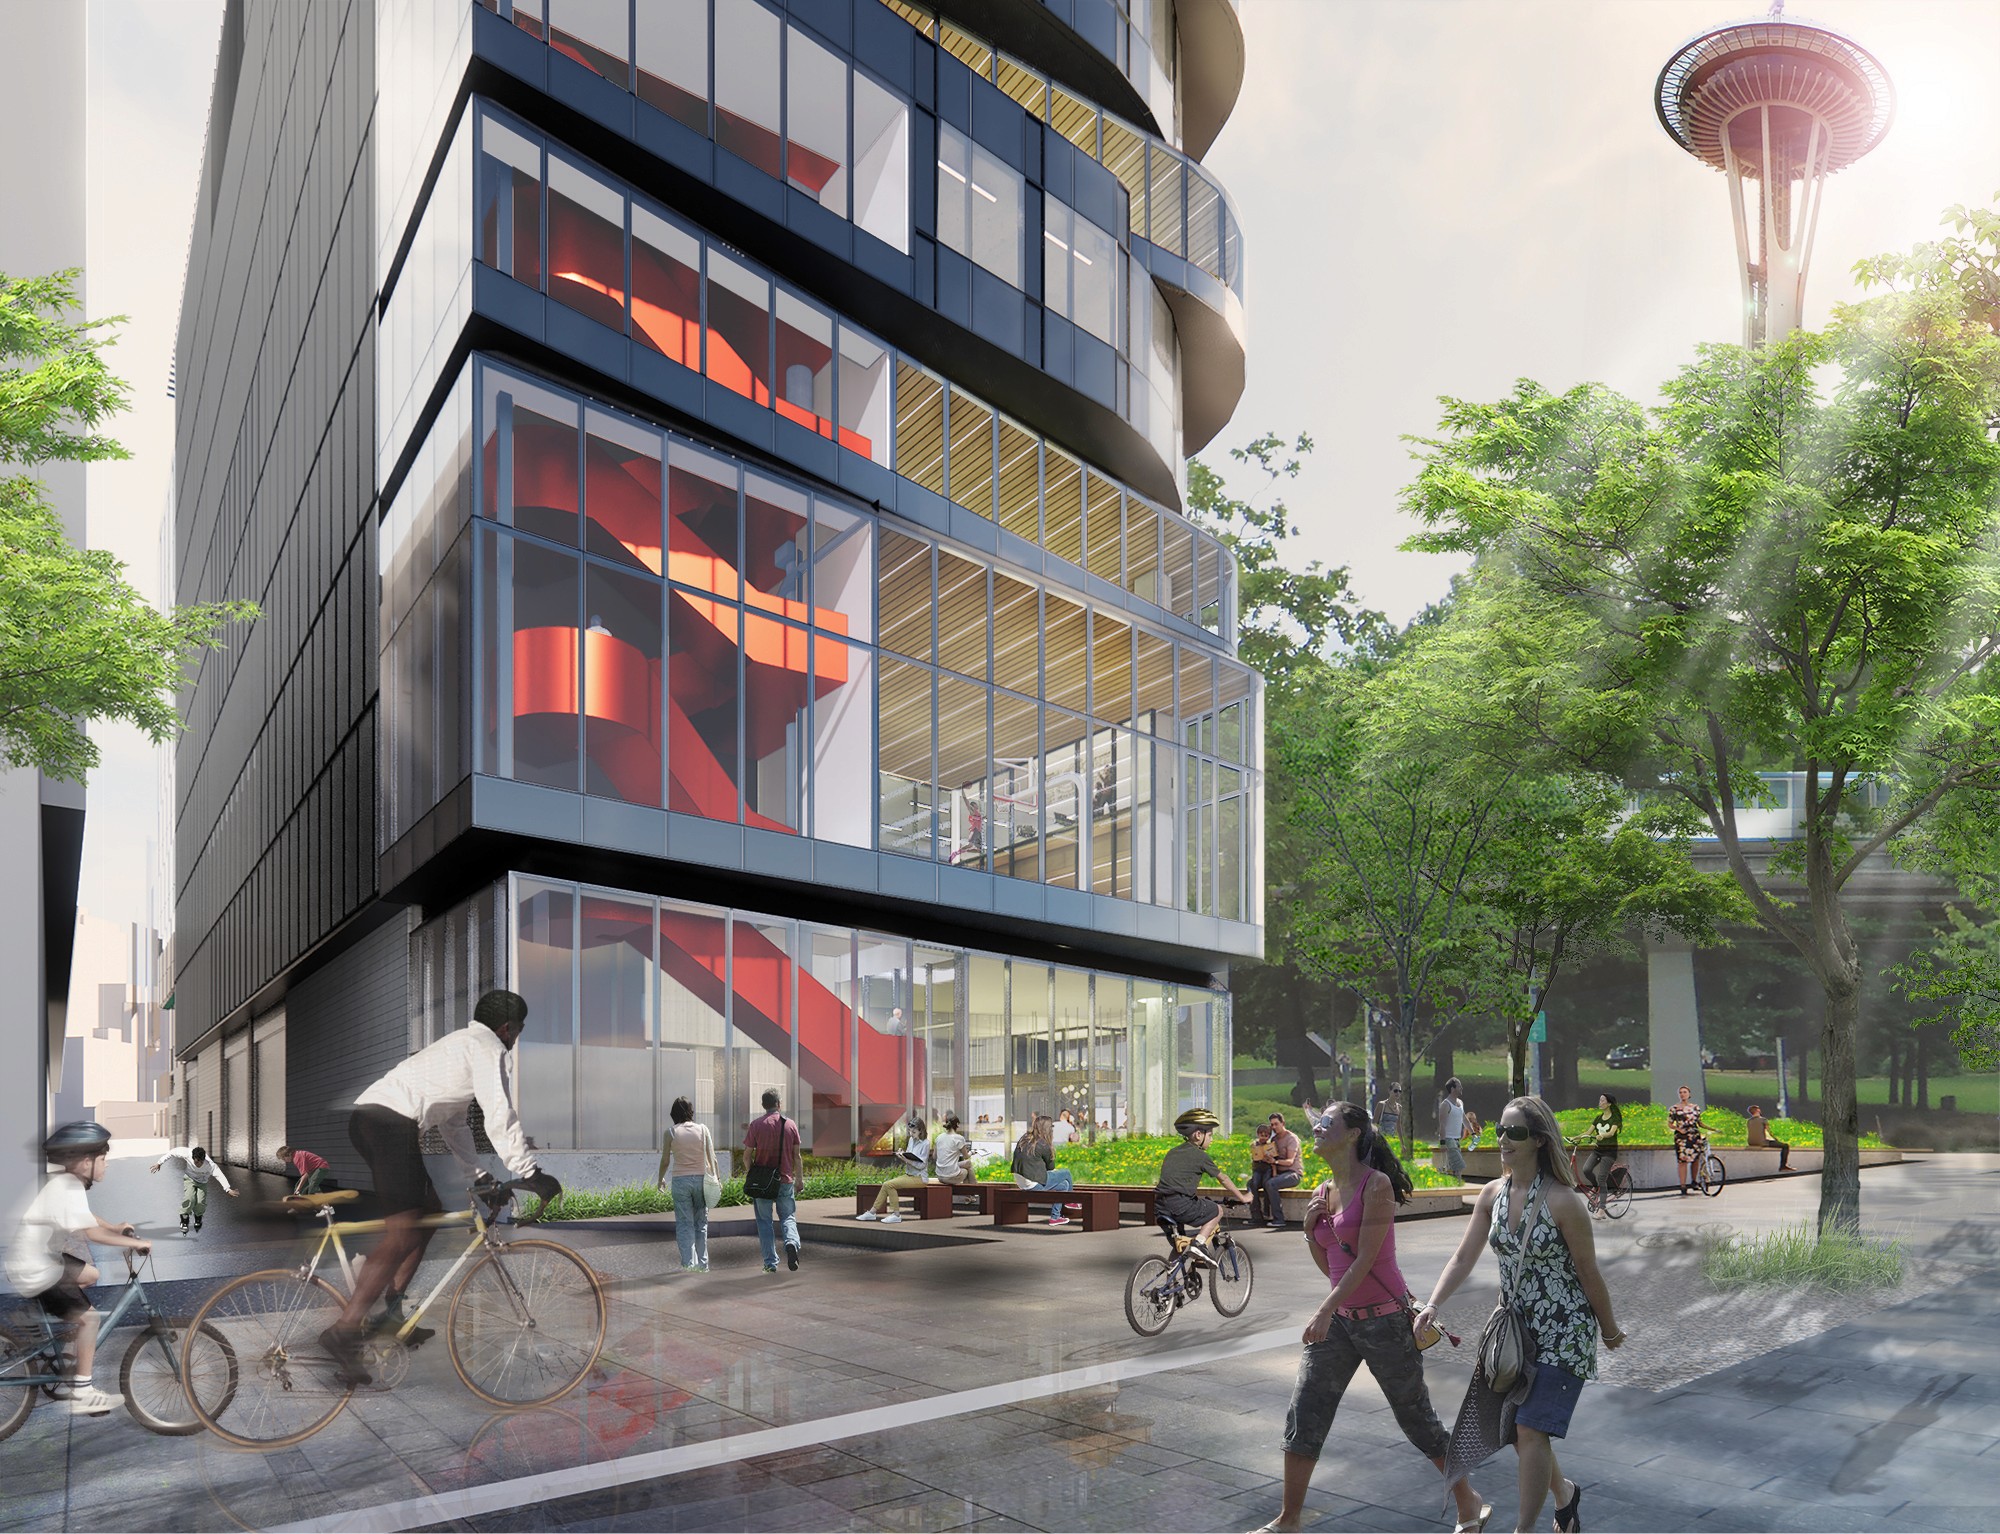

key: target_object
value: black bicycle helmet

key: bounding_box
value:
[43,1121,112,1160]
[1174,1107,1222,1136]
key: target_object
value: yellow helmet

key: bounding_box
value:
[1174,1107,1222,1136]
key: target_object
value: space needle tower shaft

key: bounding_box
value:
[1655,2,1893,348]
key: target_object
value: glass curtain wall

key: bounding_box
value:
[499,873,1227,1154]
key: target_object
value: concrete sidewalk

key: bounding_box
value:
[3,1157,1993,1531]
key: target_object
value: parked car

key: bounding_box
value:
[1606,1044,1650,1070]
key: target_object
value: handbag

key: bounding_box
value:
[744,1116,789,1200]
[1478,1180,1545,1394]
[701,1172,723,1207]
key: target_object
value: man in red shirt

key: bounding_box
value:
[278,1145,330,1196]
[743,1089,802,1273]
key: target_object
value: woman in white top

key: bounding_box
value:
[655,1096,720,1272]
[932,1113,975,1185]
[857,1118,930,1222]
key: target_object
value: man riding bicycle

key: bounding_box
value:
[322,989,560,1384]
[1154,1107,1249,1268]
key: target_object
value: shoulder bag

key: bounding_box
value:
[744,1118,789,1200]
[1477,1181,1544,1393]
[701,1126,723,1208]
[1323,1173,1450,1352]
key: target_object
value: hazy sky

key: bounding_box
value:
[72,0,2000,945]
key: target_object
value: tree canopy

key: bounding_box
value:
[0,270,254,781]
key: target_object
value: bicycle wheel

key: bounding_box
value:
[1602,1167,1633,1220]
[1210,1237,1255,1317]
[1701,1154,1727,1196]
[121,1319,238,1436]
[186,1270,354,1447]
[448,1239,606,1408]
[1124,1256,1177,1337]
[0,1324,41,1443]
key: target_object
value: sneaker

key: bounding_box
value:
[68,1384,122,1417]
[1187,1239,1219,1269]
[318,1325,374,1387]
[683,1261,702,1269]
[1066,1203,1083,1212]
[785,1242,801,1270]
[1047,1213,1071,1226]
[879,1212,902,1223]
[697,1263,710,1272]
[1267,1220,1287,1230]
[763,1264,779,1273]
[854,1210,880,1221]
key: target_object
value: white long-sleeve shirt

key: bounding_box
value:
[158,1149,234,1192]
[354,1023,540,1180]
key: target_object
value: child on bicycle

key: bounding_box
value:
[5,1122,153,1416]
[1155,1107,1248,1267]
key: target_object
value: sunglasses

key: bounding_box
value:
[1495,1123,1537,1142]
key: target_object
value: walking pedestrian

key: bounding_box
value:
[1264,1112,1303,1229]
[277,1144,330,1197]
[1415,1096,1626,1534]
[1246,1102,1492,1534]
[1669,1084,1704,1195]
[656,1096,720,1269]
[744,1089,802,1272]
[1377,1085,1403,1138]
[1438,1079,1469,1178]
[149,1144,238,1236]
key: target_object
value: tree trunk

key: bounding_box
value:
[1509,1022,1529,1098]
[1432,1032,1455,1099]
[1916,1029,1929,1109]
[1796,1035,1810,1108]
[1816,981,1863,1236]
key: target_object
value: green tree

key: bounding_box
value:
[1400,213,2000,1234]
[0,270,253,781]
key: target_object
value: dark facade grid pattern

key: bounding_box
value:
[173,0,383,1050]
[283,912,414,1189]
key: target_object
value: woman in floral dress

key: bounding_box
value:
[1668,1084,1704,1195]
[1416,1097,1626,1533]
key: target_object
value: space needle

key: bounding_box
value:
[1655,2,1894,347]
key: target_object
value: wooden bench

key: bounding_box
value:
[855,1182,959,1219]
[1081,1184,1159,1222]
[990,1185,1120,1231]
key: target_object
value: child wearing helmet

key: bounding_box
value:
[1155,1107,1249,1268]
[5,1123,153,1417]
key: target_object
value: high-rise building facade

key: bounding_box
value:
[175,0,1257,1186]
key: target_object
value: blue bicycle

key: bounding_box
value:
[0,1249,238,1439]
[1124,1211,1255,1336]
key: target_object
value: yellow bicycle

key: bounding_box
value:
[183,1180,605,1448]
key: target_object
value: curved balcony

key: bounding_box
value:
[1176,0,1246,161]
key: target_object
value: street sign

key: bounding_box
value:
[1528,1012,1547,1044]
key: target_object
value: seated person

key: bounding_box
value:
[6,1122,153,1417]
[1011,1114,1080,1225]
[1155,1107,1249,1266]
[1746,1106,1791,1171]
[1247,1125,1276,1222]
[858,1118,930,1221]
[1262,1112,1304,1228]
[932,1114,976,1186]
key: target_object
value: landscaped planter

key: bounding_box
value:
[1435,1143,1902,1190]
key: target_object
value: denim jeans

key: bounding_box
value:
[754,1184,799,1268]
[671,1174,709,1268]
[1014,1168,1074,1194]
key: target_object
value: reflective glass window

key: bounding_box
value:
[936,20,992,77]
[1090,611,1134,726]
[852,73,910,253]
[1090,726,1136,900]
[1125,496,1161,607]
[515,880,576,1149]
[1148,142,1184,253]
[894,361,944,492]
[583,562,663,806]
[786,25,848,215]
[668,585,740,822]
[547,153,627,331]
[1044,198,1119,348]
[936,551,989,681]
[774,290,836,439]
[855,930,913,1140]
[1219,764,1244,923]
[513,542,582,790]
[577,892,655,1149]
[937,674,988,868]
[1100,117,1148,240]
[631,205,701,366]
[1044,593,1087,715]
[1197,537,1222,633]
[667,442,737,591]
[812,629,872,847]
[878,529,934,663]
[705,248,773,405]
[1161,519,1196,621]
[476,113,542,286]
[1044,709,1089,890]
[1179,647,1216,751]
[730,915,797,1143]
[714,0,782,176]
[991,691,1040,882]
[655,900,728,1145]
[994,55,1045,115]
[803,926,856,1151]
[1187,170,1222,281]
[837,326,892,465]
[741,611,807,832]
[810,496,873,643]
[1085,472,1121,585]
[1043,447,1083,567]
[509,382,581,543]
[914,943,959,1123]
[1048,83,1099,157]
[994,416,1039,543]
[878,656,935,858]
[936,123,1023,286]
[511,0,547,40]
[990,574,1037,697]
[551,0,630,87]
[946,389,994,518]
[1216,658,1254,765]
[584,409,664,573]
[477,528,502,772]
[636,0,709,130]
[1135,629,1174,736]
[744,472,809,606]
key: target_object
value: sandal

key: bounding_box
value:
[1553,1479,1583,1532]
[1454,1503,1493,1533]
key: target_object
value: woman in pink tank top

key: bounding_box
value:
[1248,1102,1492,1534]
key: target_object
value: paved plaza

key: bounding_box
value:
[4,1150,1997,1532]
